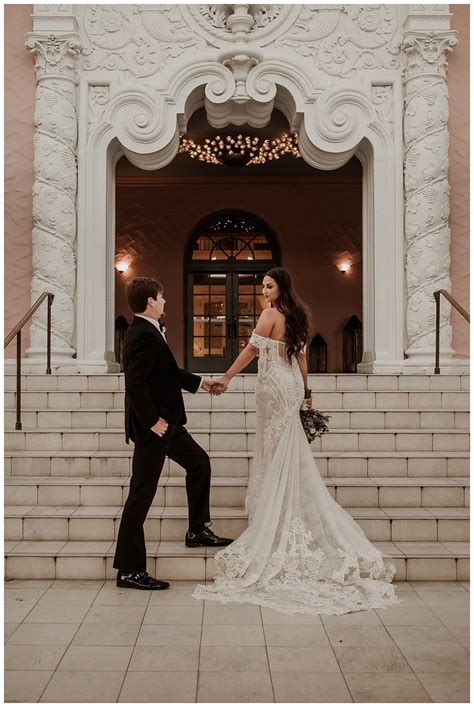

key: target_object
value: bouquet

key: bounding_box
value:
[300,390,331,443]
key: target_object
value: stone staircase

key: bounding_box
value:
[4,372,470,582]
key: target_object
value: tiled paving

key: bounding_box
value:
[4,579,470,702]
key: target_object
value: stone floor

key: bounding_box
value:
[4,579,470,703]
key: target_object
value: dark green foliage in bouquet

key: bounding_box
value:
[300,409,331,444]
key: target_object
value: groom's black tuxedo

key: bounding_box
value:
[124,316,200,442]
[113,315,211,573]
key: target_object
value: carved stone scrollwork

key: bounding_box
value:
[274,5,401,77]
[88,85,111,137]
[185,4,291,46]
[26,33,81,359]
[81,5,207,78]
[371,85,393,136]
[402,29,457,362]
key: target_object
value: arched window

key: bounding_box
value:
[185,211,279,372]
[342,315,363,373]
[309,333,328,373]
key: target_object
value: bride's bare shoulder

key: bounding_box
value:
[254,307,279,338]
[258,307,277,322]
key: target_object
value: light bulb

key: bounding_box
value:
[115,261,130,273]
[338,261,351,273]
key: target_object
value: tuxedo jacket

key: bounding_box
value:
[123,316,201,443]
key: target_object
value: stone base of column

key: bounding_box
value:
[356,350,405,374]
[356,361,405,374]
[402,349,470,374]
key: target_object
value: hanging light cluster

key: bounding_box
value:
[179,132,301,166]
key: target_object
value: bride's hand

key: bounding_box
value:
[211,375,230,395]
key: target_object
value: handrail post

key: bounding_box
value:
[15,331,22,430]
[5,291,56,430]
[46,294,53,375]
[434,291,440,374]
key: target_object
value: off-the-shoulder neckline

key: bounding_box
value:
[252,330,287,345]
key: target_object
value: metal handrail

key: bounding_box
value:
[4,292,54,429]
[434,289,470,374]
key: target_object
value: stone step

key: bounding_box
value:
[4,390,470,411]
[5,428,470,454]
[4,539,469,581]
[4,476,470,509]
[4,372,470,393]
[4,408,470,430]
[4,505,470,543]
[5,450,469,479]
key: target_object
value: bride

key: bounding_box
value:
[193,267,400,616]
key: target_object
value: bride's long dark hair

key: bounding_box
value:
[264,267,310,360]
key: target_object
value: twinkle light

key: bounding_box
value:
[179,132,301,167]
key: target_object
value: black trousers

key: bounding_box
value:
[113,424,211,572]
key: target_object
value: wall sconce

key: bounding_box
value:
[115,260,130,274]
[337,261,351,274]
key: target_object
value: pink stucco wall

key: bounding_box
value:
[4,5,35,356]
[447,4,470,359]
[3,5,470,361]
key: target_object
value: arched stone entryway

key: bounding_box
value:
[78,75,403,373]
[24,5,462,373]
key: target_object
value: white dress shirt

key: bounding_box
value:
[135,315,203,391]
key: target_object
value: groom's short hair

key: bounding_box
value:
[127,277,163,313]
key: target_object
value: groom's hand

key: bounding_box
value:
[150,417,169,437]
[201,378,213,393]
[201,377,227,395]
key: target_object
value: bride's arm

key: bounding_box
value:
[297,350,308,391]
[297,349,312,408]
[215,309,275,387]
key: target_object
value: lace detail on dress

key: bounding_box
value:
[248,330,268,352]
[192,329,400,616]
[272,518,327,583]
[193,516,400,616]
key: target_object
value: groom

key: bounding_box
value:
[113,277,233,590]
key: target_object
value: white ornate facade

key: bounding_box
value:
[25,4,463,373]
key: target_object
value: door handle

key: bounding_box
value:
[226,320,233,339]
[233,317,238,338]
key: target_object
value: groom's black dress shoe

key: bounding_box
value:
[185,527,233,548]
[116,570,170,590]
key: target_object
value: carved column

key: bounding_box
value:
[402,27,458,367]
[25,32,80,361]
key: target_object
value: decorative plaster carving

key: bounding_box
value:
[371,85,393,135]
[402,29,457,359]
[80,5,207,78]
[23,5,460,371]
[185,4,293,46]
[274,5,401,77]
[26,32,80,358]
[88,85,111,137]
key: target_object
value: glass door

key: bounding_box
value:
[188,272,230,373]
[187,271,266,373]
[233,273,266,369]
[185,211,279,372]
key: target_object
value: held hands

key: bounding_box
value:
[201,376,230,396]
[150,417,169,437]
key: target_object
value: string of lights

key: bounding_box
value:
[179,132,301,166]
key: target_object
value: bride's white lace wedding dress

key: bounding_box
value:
[193,331,401,616]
